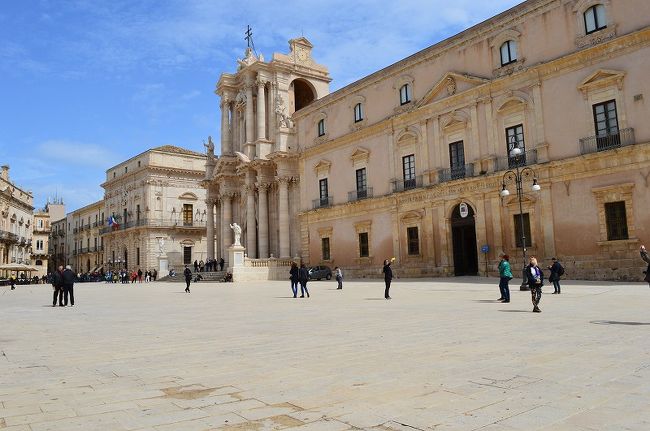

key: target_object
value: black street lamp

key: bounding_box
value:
[500,146,541,290]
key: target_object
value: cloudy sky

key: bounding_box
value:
[0,0,522,211]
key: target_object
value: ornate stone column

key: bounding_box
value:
[221,193,232,255]
[220,98,231,154]
[267,81,276,142]
[246,185,257,258]
[277,177,290,258]
[256,77,266,141]
[245,82,254,145]
[206,198,215,261]
[257,183,269,258]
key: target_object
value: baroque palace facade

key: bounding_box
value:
[0,166,34,270]
[209,0,650,281]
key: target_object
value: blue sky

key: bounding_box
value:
[0,0,521,211]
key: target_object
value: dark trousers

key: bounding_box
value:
[185,278,191,292]
[336,275,343,289]
[499,277,510,302]
[530,284,542,308]
[63,284,74,306]
[384,278,391,298]
[300,281,309,297]
[53,287,63,306]
[291,280,299,297]
[552,279,561,293]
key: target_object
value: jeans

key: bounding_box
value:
[300,281,309,297]
[552,279,561,293]
[336,275,342,289]
[291,280,299,297]
[499,277,510,302]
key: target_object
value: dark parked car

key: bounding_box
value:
[308,265,332,280]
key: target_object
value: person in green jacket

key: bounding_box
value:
[498,254,513,303]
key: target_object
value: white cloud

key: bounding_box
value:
[37,139,120,168]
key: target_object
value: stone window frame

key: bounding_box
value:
[394,126,423,185]
[400,211,423,260]
[578,69,628,138]
[592,183,636,246]
[314,111,329,144]
[490,29,524,77]
[317,226,333,263]
[354,220,372,264]
[441,112,469,171]
[502,195,538,252]
[496,93,532,159]
[349,95,367,131]
[393,74,415,113]
[573,0,616,48]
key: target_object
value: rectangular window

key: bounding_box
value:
[136,247,140,266]
[402,154,416,189]
[136,204,141,221]
[356,168,367,198]
[605,201,628,241]
[358,232,369,258]
[399,84,411,105]
[506,124,526,167]
[448,141,465,179]
[317,119,325,137]
[513,213,532,248]
[183,204,193,226]
[319,178,329,206]
[321,237,330,261]
[584,4,606,34]
[407,227,419,255]
[183,246,192,265]
[354,103,363,122]
[593,100,620,150]
[500,40,517,66]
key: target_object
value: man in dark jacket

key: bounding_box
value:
[548,257,563,294]
[184,265,192,293]
[298,263,310,298]
[62,265,76,306]
[51,266,64,307]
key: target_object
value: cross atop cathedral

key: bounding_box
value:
[245,25,253,48]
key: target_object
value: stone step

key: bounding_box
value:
[158,271,228,282]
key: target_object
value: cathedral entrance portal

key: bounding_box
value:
[451,203,478,276]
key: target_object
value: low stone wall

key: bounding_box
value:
[231,258,294,282]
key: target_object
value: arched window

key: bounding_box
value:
[584,4,606,34]
[354,103,364,123]
[317,119,326,137]
[399,84,411,105]
[500,40,517,66]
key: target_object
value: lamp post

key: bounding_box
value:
[500,146,541,291]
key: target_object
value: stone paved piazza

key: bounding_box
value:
[1,278,649,430]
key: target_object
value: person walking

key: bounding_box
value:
[298,263,310,298]
[526,256,544,313]
[137,268,143,283]
[193,260,199,273]
[548,257,564,294]
[289,262,300,298]
[498,254,512,303]
[51,265,64,306]
[9,275,16,290]
[383,258,394,299]
[335,266,343,290]
[199,260,205,272]
[62,265,76,306]
[184,265,192,293]
[641,245,650,287]
[219,257,225,271]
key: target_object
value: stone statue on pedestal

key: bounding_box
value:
[230,223,242,246]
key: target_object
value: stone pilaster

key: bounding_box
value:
[206,198,215,261]
[245,82,254,146]
[277,177,290,258]
[256,77,266,141]
[220,98,231,154]
[246,184,257,258]
[257,183,269,258]
[221,193,233,263]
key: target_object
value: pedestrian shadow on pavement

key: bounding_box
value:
[590,320,650,326]
[498,309,531,313]
[474,299,503,303]
[364,298,387,300]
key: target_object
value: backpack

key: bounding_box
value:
[557,264,565,276]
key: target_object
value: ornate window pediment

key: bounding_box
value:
[400,210,423,223]
[313,159,331,177]
[350,147,370,165]
[417,72,488,107]
[178,192,198,200]
[578,69,625,97]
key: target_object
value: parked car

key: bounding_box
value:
[308,265,332,280]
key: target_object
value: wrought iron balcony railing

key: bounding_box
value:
[312,196,333,209]
[580,128,635,155]
[348,187,373,202]
[391,175,423,193]
[438,164,475,183]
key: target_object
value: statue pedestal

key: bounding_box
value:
[227,245,245,273]
[158,256,168,275]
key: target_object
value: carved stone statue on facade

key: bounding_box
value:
[230,222,242,246]
[274,95,294,128]
[204,136,215,160]
[157,237,165,255]
[446,76,457,96]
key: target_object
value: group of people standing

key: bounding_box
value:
[289,262,310,298]
[193,258,224,273]
[50,265,76,307]
[498,254,565,312]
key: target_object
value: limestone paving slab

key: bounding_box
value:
[1,278,649,430]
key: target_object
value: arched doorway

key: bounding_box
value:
[451,203,478,276]
[291,79,316,111]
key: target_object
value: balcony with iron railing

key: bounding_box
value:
[0,230,20,243]
[579,128,635,155]
[496,148,538,172]
[438,164,475,183]
[312,196,333,210]
[100,219,207,234]
[391,175,423,193]
[348,187,373,202]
